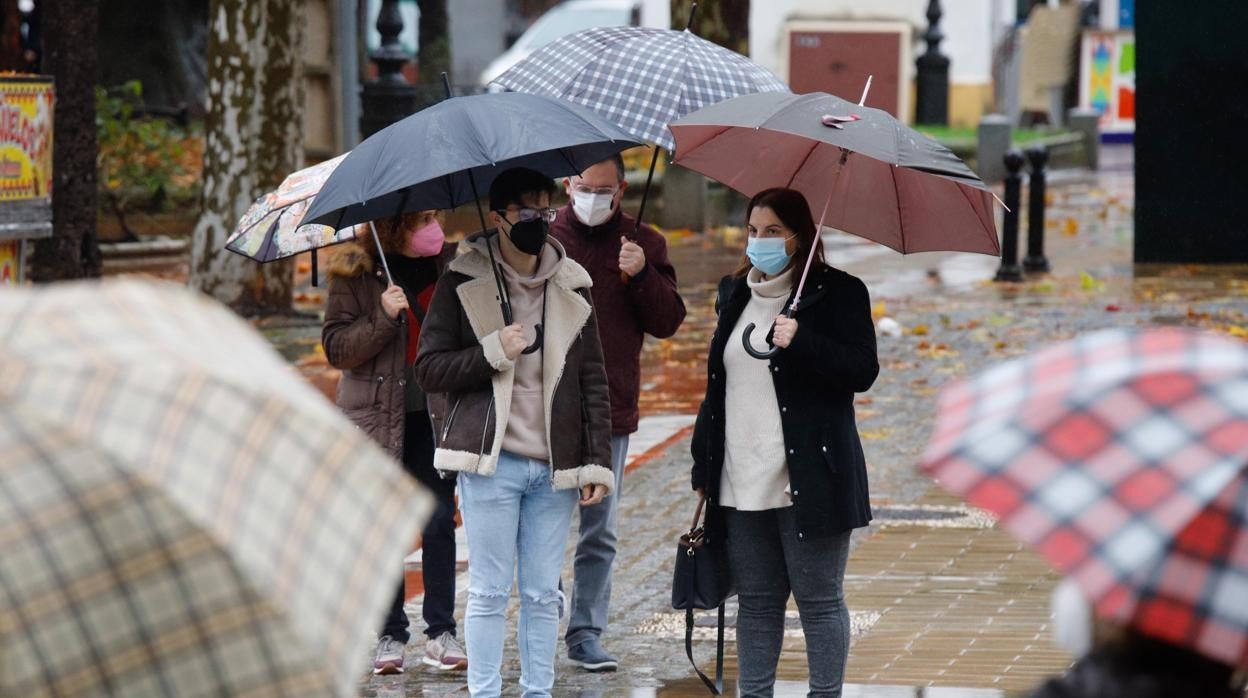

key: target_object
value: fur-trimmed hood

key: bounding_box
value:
[325,243,375,281]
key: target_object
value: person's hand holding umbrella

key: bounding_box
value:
[499,323,529,359]
[380,284,409,320]
[770,315,798,348]
[618,236,646,278]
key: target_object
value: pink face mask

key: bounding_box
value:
[406,219,445,257]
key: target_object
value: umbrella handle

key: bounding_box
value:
[742,306,795,360]
[741,321,780,359]
[521,323,543,355]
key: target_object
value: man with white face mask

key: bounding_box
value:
[550,154,687,671]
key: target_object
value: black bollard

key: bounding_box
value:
[995,150,1025,282]
[915,0,950,126]
[360,0,420,139]
[1024,145,1051,273]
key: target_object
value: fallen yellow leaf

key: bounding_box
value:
[910,324,929,336]
[1080,271,1105,292]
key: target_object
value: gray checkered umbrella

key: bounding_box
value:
[490,25,788,150]
[0,280,429,697]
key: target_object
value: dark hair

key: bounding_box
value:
[488,167,556,212]
[1026,630,1244,698]
[605,153,626,181]
[734,187,825,279]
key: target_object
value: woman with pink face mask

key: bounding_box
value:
[322,210,469,675]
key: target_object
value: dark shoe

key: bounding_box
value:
[567,636,618,672]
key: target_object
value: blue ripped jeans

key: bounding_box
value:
[458,451,578,697]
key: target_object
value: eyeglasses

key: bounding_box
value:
[497,207,558,223]
[571,183,619,197]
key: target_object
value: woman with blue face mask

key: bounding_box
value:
[690,187,880,697]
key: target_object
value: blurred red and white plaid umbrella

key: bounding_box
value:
[921,327,1248,668]
[0,280,429,696]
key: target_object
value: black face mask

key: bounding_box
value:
[505,218,548,256]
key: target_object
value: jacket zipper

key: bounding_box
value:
[479,396,495,456]
[442,397,462,442]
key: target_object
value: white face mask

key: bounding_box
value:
[571,190,616,227]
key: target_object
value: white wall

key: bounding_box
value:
[450,0,508,87]
[640,0,671,29]
[751,0,1016,86]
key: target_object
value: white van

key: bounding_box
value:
[478,0,668,89]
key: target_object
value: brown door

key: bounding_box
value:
[788,30,902,118]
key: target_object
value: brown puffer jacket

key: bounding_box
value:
[414,233,614,492]
[321,242,456,459]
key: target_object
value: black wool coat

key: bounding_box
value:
[690,264,880,541]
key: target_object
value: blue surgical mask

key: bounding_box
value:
[746,236,794,275]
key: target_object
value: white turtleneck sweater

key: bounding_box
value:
[720,267,793,511]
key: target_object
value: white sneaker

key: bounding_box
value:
[422,631,468,671]
[373,635,405,675]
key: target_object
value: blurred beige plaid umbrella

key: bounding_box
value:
[0,280,429,697]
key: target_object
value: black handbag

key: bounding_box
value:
[672,495,729,694]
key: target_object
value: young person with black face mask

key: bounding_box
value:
[414,167,614,698]
[549,154,686,671]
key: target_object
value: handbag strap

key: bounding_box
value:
[690,494,707,531]
[684,604,726,695]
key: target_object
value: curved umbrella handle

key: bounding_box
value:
[742,306,796,360]
[521,323,543,355]
[741,321,779,359]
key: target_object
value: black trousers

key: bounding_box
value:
[381,410,458,643]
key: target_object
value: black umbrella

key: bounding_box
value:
[302,91,641,353]
[302,92,642,230]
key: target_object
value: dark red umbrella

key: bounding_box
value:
[670,90,1000,358]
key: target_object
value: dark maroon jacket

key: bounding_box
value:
[550,204,686,435]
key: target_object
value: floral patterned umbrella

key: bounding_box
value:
[225,154,367,263]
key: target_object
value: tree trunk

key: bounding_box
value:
[190,0,303,316]
[30,0,102,281]
[417,0,450,85]
[671,0,749,55]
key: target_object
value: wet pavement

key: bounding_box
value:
[240,145,1247,696]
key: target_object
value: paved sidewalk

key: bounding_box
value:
[845,489,1069,692]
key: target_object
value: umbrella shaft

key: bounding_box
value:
[368,221,395,286]
[790,148,849,311]
[633,146,663,238]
